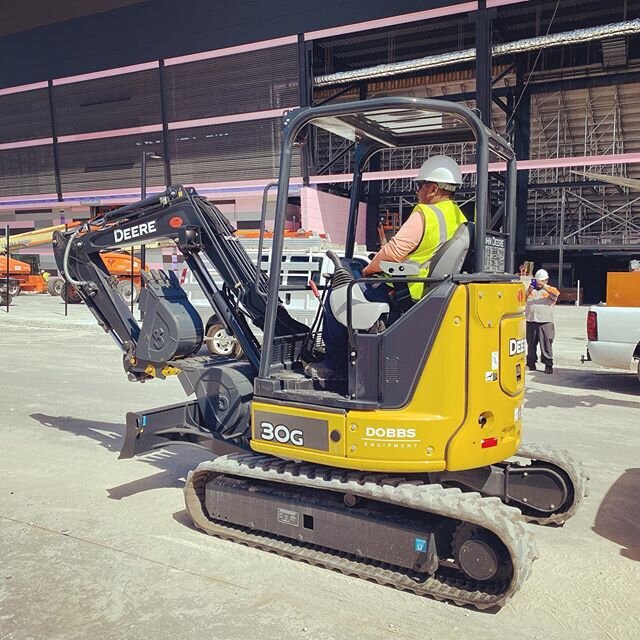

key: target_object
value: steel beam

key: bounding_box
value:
[158,61,172,187]
[473,3,495,128]
[529,70,640,95]
[47,80,62,202]
[513,62,530,258]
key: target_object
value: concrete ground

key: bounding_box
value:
[0,295,639,640]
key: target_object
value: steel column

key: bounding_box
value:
[506,155,517,273]
[473,2,495,128]
[158,60,172,186]
[47,80,63,201]
[4,225,9,313]
[558,188,566,288]
[366,153,381,252]
[298,35,314,183]
[513,62,531,260]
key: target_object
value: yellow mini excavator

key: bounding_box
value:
[53,97,587,609]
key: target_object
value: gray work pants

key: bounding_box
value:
[526,321,555,367]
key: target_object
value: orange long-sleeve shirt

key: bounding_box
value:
[362,210,424,277]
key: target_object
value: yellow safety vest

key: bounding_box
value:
[402,201,467,301]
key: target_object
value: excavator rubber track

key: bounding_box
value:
[514,443,589,525]
[184,453,539,609]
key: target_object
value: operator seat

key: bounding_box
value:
[326,252,390,331]
[328,223,472,331]
[379,222,473,282]
[329,278,389,331]
[427,221,473,279]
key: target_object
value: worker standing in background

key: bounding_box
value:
[526,268,560,374]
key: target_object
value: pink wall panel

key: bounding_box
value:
[301,187,366,245]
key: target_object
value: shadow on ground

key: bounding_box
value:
[593,468,640,562]
[30,413,212,499]
[530,366,638,392]
[525,368,640,410]
[172,509,199,531]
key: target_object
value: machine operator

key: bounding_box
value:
[306,155,467,384]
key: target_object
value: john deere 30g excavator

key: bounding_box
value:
[53,98,587,609]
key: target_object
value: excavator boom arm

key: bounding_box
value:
[53,185,305,378]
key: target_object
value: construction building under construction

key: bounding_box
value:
[0,0,639,302]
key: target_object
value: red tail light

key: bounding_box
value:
[481,437,498,449]
[587,310,598,341]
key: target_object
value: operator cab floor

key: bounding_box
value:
[256,369,376,410]
[171,355,376,410]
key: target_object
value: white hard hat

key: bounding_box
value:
[416,155,463,187]
[535,269,549,280]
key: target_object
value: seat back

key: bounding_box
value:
[428,222,473,279]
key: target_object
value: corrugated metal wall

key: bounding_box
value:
[0,88,51,143]
[58,134,165,192]
[165,45,299,120]
[0,146,56,196]
[52,70,163,135]
[0,40,300,200]
[0,0,442,88]
[170,118,299,184]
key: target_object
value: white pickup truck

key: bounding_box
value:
[175,239,369,357]
[584,306,640,381]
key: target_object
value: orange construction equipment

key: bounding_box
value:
[1,223,83,295]
[57,251,143,304]
[1,222,143,299]
[606,272,640,307]
[101,252,142,282]
[0,255,47,294]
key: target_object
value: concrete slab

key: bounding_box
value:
[0,293,106,331]
[0,296,638,640]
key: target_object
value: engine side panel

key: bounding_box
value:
[445,282,525,471]
[250,281,524,474]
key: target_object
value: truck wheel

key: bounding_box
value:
[47,277,64,296]
[61,282,82,304]
[116,280,140,304]
[7,282,21,296]
[205,322,242,358]
[637,360,640,384]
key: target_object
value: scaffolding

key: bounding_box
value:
[310,59,640,268]
[527,84,640,250]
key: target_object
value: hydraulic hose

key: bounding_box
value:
[62,226,92,288]
[325,250,353,290]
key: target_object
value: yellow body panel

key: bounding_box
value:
[251,281,526,474]
[344,286,468,471]
[445,283,525,471]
